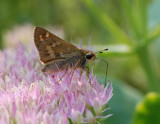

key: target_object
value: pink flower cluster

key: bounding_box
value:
[0,43,113,124]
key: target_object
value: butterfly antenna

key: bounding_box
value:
[96,58,108,86]
[96,48,108,54]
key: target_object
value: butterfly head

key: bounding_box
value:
[85,48,108,62]
[85,52,96,62]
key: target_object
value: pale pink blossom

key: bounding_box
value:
[0,43,113,124]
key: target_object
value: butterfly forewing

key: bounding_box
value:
[34,27,77,51]
[34,27,79,66]
[39,38,78,64]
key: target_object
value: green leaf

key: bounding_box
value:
[102,79,143,124]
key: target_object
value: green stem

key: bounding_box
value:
[82,0,133,46]
[136,45,160,92]
[146,25,160,46]
[120,0,139,38]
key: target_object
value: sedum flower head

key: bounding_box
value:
[0,43,113,124]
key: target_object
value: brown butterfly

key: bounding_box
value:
[34,27,107,74]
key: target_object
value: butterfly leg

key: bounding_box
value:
[69,60,81,83]
[85,66,90,77]
[85,66,92,84]
[86,64,96,84]
[78,69,83,81]
[57,64,69,83]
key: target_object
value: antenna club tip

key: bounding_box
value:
[96,48,108,54]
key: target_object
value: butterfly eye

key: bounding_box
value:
[86,54,93,60]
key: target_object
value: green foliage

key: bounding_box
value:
[0,0,95,48]
[133,92,160,124]
[82,0,160,92]
[1,0,160,123]
[103,79,143,124]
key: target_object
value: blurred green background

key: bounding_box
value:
[0,0,160,123]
